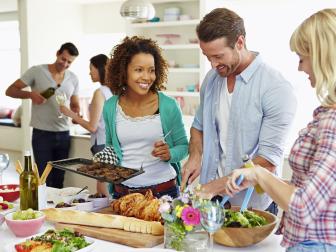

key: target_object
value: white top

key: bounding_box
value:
[216,79,233,177]
[116,105,176,187]
[90,85,112,146]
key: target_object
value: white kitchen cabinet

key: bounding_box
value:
[125,0,201,116]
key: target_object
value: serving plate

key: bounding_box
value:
[51,158,144,184]
[3,232,95,252]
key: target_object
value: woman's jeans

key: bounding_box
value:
[287,241,336,252]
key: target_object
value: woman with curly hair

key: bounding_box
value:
[104,36,188,199]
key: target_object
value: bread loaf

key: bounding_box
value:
[42,208,163,235]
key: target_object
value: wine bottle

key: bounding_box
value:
[20,151,38,210]
[40,84,60,99]
[242,154,264,194]
[40,87,56,99]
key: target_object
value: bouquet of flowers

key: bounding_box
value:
[159,191,201,251]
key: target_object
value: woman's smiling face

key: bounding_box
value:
[298,54,315,87]
[126,53,156,96]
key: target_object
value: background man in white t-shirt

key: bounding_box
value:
[6,42,80,188]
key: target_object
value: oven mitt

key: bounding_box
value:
[93,146,119,165]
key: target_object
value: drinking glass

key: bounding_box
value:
[55,90,67,118]
[200,201,225,252]
[0,153,10,184]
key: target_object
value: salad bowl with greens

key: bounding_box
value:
[214,206,277,247]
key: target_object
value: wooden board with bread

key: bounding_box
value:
[42,191,164,248]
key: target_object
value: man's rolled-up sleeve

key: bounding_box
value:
[258,82,297,167]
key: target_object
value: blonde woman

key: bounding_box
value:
[227,9,336,251]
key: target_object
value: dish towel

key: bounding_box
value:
[93,146,119,165]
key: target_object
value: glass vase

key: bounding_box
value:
[164,223,208,252]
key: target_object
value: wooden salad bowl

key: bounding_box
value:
[214,206,278,247]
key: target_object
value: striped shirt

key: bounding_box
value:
[282,106,336,247]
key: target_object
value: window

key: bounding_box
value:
[0,20,20,110]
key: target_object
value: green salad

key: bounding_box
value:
[32,229,90,251]
[223,209,268,228]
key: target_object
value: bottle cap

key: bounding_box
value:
[24,150,31,156]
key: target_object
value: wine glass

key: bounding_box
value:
[55,90,67,118]
[200,201,225,252]
[0,153,10,184]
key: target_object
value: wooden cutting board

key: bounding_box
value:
[54,207,164,248]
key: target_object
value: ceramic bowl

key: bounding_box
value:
[5,211,45,237]
[214,207,278,247]
[72,200,93,211]
[88,194,109,209]
[0,184,20,202]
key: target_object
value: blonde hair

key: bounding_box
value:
[290,8,336,106]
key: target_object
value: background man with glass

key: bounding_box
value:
[6,42,80,188]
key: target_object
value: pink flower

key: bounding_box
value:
[181,206,200,226]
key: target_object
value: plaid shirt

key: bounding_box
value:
[282,106,336,247]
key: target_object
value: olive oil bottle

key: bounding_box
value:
[20,151,38,210]
[242,154,264,194]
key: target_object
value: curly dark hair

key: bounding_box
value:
[106,36,168,95]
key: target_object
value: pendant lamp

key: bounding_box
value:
[120,0,155,21]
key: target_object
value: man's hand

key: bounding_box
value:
[199,176,234,199]
[181,158,201,191]
[30,91,46,105]
[152,140,171,161]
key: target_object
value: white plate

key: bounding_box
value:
[3,232,95,252]
[128,249,175,252]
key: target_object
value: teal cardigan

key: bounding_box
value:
[103,92,189,185]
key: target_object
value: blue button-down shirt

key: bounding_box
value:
[193,53,297,209]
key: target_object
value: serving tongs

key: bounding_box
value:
[219,174,254,212]
[220,174,244,207]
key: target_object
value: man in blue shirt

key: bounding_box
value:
[181,8,297,214]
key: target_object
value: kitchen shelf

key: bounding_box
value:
[150,0,197,3]
[168,68,199,73]
[161,44,198,50]
[130,19,200,28]
[164,91,200,97]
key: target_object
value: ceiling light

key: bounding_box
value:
[120,0,155,21]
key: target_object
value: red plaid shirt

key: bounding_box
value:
[282,106,336,247]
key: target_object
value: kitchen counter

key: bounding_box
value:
[0,220,285,252]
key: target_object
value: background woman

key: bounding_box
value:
[104,36,188,199]
[61,54,112,195]
[227,9,336,252]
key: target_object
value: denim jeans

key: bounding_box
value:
[265,201,278,216]
[32,128,70,188]
[287,241,336,252]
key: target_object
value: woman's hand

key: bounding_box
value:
[152,140,171,161]
[226,166,260,196]
[59,105,73,117]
